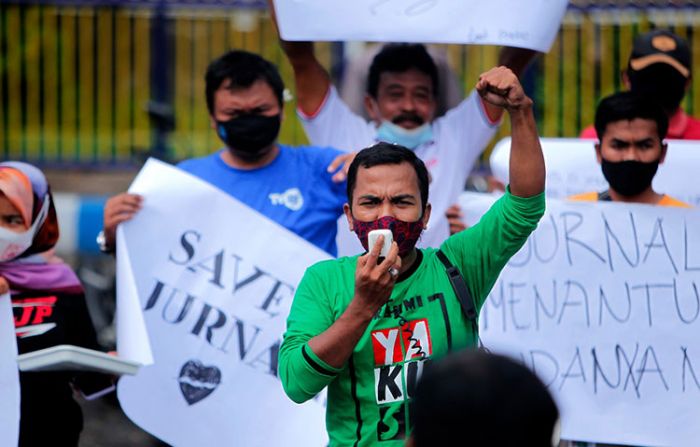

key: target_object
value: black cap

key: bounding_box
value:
[628,29,691,78]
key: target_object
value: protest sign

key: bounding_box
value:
[490,138,700,206]
[273,0,568,52]
[116,159,329,446]
[459,192,700,446]
[0,293,19,447]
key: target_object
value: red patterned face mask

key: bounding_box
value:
[353,215,424,257]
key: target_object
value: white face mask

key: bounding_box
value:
[0,195,50,262]
[376,121,433,150]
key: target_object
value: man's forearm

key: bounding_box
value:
[281,41,331,115]
[498,46,538,78]
[307,300,374,369]
[279,40,315,67]
[269,0,330,114]
[508,107,545,197]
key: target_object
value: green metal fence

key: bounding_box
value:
[1,4,699,166]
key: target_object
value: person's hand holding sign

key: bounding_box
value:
[101,193,143,253]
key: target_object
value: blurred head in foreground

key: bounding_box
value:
[408,350,560,447]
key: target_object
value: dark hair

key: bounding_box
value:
[410,351,559,447]
[594,91,669,141]
[346,143,429,212]
[367,44,438,99]
[204,50,284,115]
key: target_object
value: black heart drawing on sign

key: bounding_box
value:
[178,360,222,405]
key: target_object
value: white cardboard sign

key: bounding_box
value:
[274,0,568,52]
[459,192,700,446]
[0,293,20,447]
[116,159,329,446]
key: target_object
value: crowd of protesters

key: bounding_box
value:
[3,5,697,443]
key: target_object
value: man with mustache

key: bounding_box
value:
[279,65,545,446]
[339,44,463,121]
[580,29,700,140]
[272,5,535,247]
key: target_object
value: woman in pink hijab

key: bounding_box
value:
[0,162,110,446]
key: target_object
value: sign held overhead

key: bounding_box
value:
[273,0,569,52]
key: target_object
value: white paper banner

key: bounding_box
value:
[1,293,20,447]
[117,159,329,446]
[459,192,700,447]
[116,224,154,365]
[490,138,700,206]
[273,0,568,52]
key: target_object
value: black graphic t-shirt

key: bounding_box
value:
[12,286,110,447]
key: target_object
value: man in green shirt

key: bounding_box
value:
[279,66,546,446]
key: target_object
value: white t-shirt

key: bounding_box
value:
[298,86,499,252]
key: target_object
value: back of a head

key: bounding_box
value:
[410,350,559,446]
[204,50,284,114]
[367,44,438,99]
[594,91,669,141]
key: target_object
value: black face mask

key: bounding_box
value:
[601,158,660,197]
[628,65,687,115]
[216,113,281,161]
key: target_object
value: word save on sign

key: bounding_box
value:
[116,160,329,447]
[273,0,568,52]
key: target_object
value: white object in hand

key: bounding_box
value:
[368,229,392,258]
